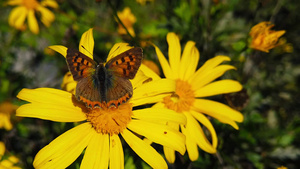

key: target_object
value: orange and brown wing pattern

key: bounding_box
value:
[105,47,143,79]
[66,48,97,81]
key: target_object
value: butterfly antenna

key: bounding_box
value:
[81,45,94,56]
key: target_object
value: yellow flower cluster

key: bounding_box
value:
[117,7,137,37]
[7,0,58,34]
[0,102,18,131]
[0,142,21,169]
[16,28,244,168]
[249,21,286,53]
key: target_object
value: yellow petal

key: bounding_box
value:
[81,132,109,169]
[130,69,151,89]
[131,79,175,106]
[48,45,67,57]
[163,122,180,163]
[179,41,199,80]
[152,43,173,79]
[107,43,133,61]
[33,123,93,169]
[121,129,168,169]
[140,64,161,81]
[189,55,230,82]
[190,110,218,148]
[61,72,77,94]
[4,116,13,130]
[163,147,175,164]
[41,0,59,8]
[16,88,86,122]
[79,28,94,59]
[109,135,124,169]
[27,10,39,34]
[127,120,186,155]
[6,0,22,5]
[167,32,181,77]
[181,124,199,161]
[194,80,243,97]
[8,6,21,26]
[193,99,244,129]
[183,112,216,154]
[132,108,186,125]
[17,103,86,122]
[37,6,55,27]
[131,93,170,107]
[190,65,236,91]
[0,141,5,157]
[9,6,27,29]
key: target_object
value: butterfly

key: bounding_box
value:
[66,47,143,109]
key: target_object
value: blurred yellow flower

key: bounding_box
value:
[136,0,154,5]
[0,102,18,130]
[7,0,58,34]
[17,28,186,169]
[61,72,76,94]
[277,166,288,169]
[152,32,244,163]
[249,21,286,53]
[0,142,21,169]
[117,7,136,37]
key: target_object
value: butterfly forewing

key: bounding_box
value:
[105,47,143,79]
[66,48,97,81]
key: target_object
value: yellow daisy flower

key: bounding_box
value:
[16,28,186,169]
[249,21,286,53]
[7,0,58,34]
[117,7,136,37]
[0,102,18,131]
[0,142,21,169]
[152,32,244,163]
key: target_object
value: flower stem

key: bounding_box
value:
[107,0,137,43]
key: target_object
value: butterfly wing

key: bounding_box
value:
[102,47,143,108]
[66,49,104,108]
[105,47,143,79]
[76,76,103,109]
[104,76,133,108]
[66,48,97,81]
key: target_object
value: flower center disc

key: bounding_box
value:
[23,0,39,9]
[163,79,195,113]
[86,103,133,135]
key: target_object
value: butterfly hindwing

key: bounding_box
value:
[66,48,97,81]
[105,47,143,79]
[104,76,133,108]
[75,75,103,109]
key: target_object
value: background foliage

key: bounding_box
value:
[0,0,299,168]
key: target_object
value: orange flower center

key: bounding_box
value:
[86,103,133,135]
[22,0,39,9]
[163,79,195,113]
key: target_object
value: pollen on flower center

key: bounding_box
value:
[22,0,39,9]
[163,79,195,113]
[86,103,133,135]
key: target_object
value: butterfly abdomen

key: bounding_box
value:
[95,64,111,103]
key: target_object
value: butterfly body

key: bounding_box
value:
[66,47,143,109]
